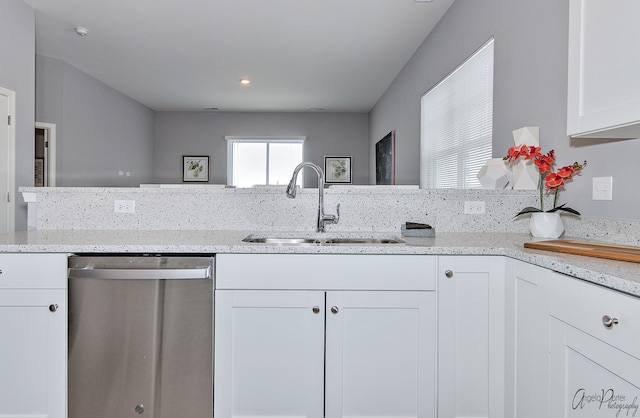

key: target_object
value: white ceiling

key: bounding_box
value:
[24,0,454,112]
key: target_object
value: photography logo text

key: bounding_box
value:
[572,388,638,417]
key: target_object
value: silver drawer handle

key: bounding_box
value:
[602,315,619,329]
[312,306,320,314]
[49,304,59,313]
[445,270,454,278]
[331,306,339,314]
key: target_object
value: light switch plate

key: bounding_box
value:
[592,177,613,200]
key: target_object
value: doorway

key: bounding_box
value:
[0,86,15,234]
[35,122,56,187]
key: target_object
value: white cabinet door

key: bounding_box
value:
[215,289,436,418]
[0,290,66,418]
[0,254,67,418]
[325,291,436,418]
[549,318,640,417]
[567,0,640,138]
[438,256,505,418]
[547,271,640,417]
[214,290,326,418]
[508,261,551,418]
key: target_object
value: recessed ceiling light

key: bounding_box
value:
[239,78,251,85]
[74,27,89,36]
[308,108,324,112]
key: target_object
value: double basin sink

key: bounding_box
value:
[243,234,406,245]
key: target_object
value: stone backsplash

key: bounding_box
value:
[20,186,640,245]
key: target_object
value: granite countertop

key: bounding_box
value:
[1,230,639,298]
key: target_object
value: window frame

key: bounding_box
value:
[225,136,305,187]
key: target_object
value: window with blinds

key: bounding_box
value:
[420,38,494,189]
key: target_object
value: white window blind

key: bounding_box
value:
[420,38,494,189]
[225,137,304,187]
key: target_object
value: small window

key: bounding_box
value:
[420,38,494,189]
[226,137,304,187]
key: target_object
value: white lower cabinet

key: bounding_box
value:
[214,253,640,418]
[214,254,437,418]
[547,271,640,418]
[214,290,325,418]
[508,260,551,418]
[0,253,67,418]
[324,291,435,418]
[437,256,506,418]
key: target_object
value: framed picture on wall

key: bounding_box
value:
[324,156,352,184]
[376,130,395,185]
[183,155,209,182]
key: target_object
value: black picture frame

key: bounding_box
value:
[183,155,209,182]
[324,156,352,184]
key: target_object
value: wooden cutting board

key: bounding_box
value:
[523,239,640,263]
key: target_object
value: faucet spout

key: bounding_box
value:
[286,161,340,232]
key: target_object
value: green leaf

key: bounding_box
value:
[545,203,580,215]
[551,206,581,215]
[514,207,543,217]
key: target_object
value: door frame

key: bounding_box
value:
[35,122,57,187]
[0,86,16,233]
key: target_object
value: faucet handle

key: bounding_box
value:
[331,204,340,224]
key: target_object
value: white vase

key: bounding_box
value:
[511,159,539,189]
[528,212,564,239]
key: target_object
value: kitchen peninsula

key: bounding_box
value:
[2,186,640,418]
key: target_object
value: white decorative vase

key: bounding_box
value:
[511,159,539,189]
[477,158,512,189]
[528,212,564,239]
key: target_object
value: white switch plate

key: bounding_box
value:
[114,200,135,213]
[592,177,613,200]
[464,201,486,215]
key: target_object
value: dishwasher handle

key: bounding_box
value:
[68,267,212,280]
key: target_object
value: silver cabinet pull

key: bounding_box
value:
[602,315,619,329]
[331,306,339,314]
[445,270,454,278]
[49,304,59,313]
[312,306,320,314]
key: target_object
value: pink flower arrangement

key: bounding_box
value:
[504,145,587,216]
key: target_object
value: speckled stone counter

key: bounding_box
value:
[1,230,639,298]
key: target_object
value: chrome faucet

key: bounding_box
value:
[286,161,340,232]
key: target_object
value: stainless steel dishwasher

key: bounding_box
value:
[67,255,214,418]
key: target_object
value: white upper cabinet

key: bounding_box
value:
[567,0,640,138]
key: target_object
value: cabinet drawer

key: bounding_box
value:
[548,272,640,358]
[216,254,436,290]
[0,254,67,289]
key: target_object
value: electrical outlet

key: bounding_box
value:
[114,200,135,213]
[592,177,613,200]
[464,201,485,215]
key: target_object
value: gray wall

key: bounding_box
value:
[0,0,35,231]
[36,56,155,187]
[153,112,369,187]
[370,0,640,221]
